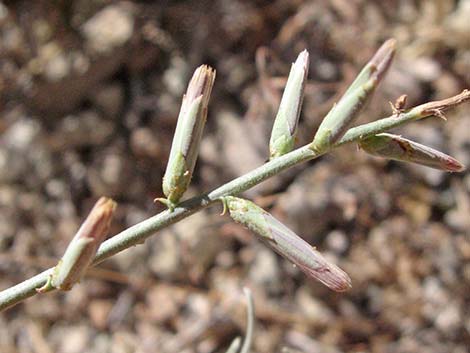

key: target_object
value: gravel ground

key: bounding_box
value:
[0,1,469,352]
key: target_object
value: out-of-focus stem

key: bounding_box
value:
[240,288,254,353]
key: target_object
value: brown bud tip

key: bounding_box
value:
[444,156,466,173]
[49,197,117,291]
[328,272,352,292]
[76,197,117,244]
[300,256,352,292]
[185,65,216,107]
[369,38,396,82]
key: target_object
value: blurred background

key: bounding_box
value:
[0,1,469,352]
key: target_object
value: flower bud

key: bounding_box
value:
[161,65,216,207]
[312,39,396,152]
[359,133,465,172]
[47,197,117,291]
[269,50,309,159]
[222,196,351,292]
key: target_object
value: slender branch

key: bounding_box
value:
[338,89,470,145]
[1,91,468,311]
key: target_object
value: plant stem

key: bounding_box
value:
[338,89,470,145]
[1,91,468,311]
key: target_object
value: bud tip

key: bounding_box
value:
[295,49,309,68]
[445,157,466,172]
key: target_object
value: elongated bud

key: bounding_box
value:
[222,196,351,292]
[269,50,309,159]
[312,39,396,152]
[44,197,117,291]
[359,133,465,172]
[161,65,216,207]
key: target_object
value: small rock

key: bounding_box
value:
[130,127,161,158]
[145,284,185,323]
[435,302,461,335]
[248,245,281,293]
[52,324,92,353]
[28,41,70,81]
[88,299,113,330]
[162,56,189,96]
[148,229,181,279]
[81,3,135,54]
[325,230,349,254]
[87,148,145,198]
[90,83,124,118]
[2,118,41,149]
[52,111,114,148]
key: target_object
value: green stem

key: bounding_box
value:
[1,91,468,311]
[338,110,425,145]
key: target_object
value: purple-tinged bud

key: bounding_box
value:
[161,65,216,208]
[222,196,352,292]
[46,197,117,291]
[312,39,396,152]
[359,133,465,172]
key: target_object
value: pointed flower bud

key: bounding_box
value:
[359,133,465,172]
[269,50,309,159]
[43,197,117,291]
[312,39,396,152]
[222,196,351,292]
[161,65,216,207]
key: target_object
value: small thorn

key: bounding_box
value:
[432,109,447,121]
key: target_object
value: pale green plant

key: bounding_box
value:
[0,39,469,312]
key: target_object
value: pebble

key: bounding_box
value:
[81,3,135,54]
